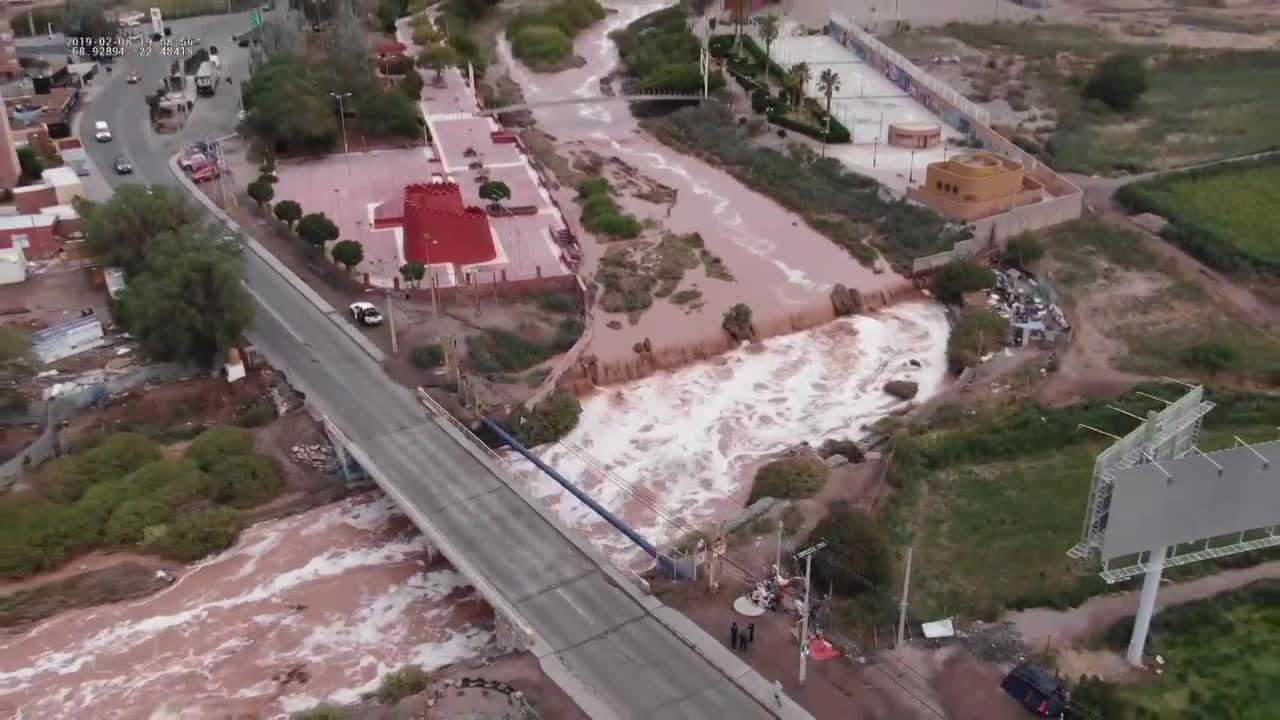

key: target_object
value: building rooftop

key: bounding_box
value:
[0,213,56,230]
[940,152,1022,176]
[41,166,79,187]
[374,182,498,267]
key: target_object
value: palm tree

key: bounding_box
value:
[817,68,841,116]
[786,62,811,106]
[759,14,780,85]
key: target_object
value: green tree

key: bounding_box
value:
[153,507,243,562]
[409,343,444,369]
[1182,340,1240,375]
[722,303,753,342]
[806,509,892,596]
[273,199,303,229]
[43,433,163,503]
[785,62,811,106]
[16,146,43,182]
[330,239,364,273]
[186,425,255,471]
[105,499,172,545]
[479,180,511,210]
[947,308,1009,371]
[759,13,780,84]
[507,391,581,446]
[332,0,373,93]
[375,665,431,704]
[296,212,340,250]
[1002,233,1045,268]
[817,68,841,117]
[241,58,339,153]
[931,260,995,304]
[748,456,829,503]
[206,454,284,509]
[400,261,426,287]
[61,0,115,42]
[74,185,202,277]
[258,153,278,182]
[247,177,275,207]
[353,88,421,138]
[418,43,459,78]
[399,69,425,100]
[1082,53,1147,112]
[114,227,253,367]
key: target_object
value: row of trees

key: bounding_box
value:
[246,167,370,274]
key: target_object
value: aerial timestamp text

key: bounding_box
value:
[66,35,200,58]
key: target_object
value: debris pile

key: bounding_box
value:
[290,443,336,471]
[977,268,1071,348]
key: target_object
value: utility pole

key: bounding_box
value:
[896,546,913,648]
[385,289,398,353]
[796,541,826,687]
[330,91,351,156]
[699,46,709,100]
[423,234,439,321]
[775,520,783,577]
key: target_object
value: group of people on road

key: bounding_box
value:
[728,621,755,652]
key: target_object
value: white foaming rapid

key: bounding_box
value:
[0,496,495,720]
[513,301,949,566]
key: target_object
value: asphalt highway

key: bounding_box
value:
[75,11,781,719]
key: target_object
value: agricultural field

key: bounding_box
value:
[884,386,1280,621]
[1085,581,1280,718]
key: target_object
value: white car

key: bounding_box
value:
[94,120,112,142]
[349,302,384,327]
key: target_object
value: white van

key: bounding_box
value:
[94,121,112,142]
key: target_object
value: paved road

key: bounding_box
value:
[76,11,783,719]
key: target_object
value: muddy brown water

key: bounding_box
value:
[0,496,494,719]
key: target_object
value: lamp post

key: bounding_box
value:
[908,150,916,184]
[423,234,439,321]
[330,91,351,156]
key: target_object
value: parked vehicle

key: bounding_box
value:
[94,121,112,142]
[127,70,141,84]
[1001,664,1068,718]
[191,165,221,184]
[179,153,210,171]
[349,302,384,327]
[194,61,219,97]
[113,156,133,174]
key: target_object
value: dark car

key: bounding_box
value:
[113,156,133,174]
[1001,664,1067,718]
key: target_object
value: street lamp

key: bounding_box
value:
[422,234,440,321]
[330,91,351,155]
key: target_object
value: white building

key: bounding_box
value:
[0,244,26,285]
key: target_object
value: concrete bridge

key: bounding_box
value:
[477,92,706,116]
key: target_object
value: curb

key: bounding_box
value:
[167,150,387,365]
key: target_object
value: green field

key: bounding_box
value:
[886,386,1280,620]
[1081,581,1280,719]
[1140,164,1280,266]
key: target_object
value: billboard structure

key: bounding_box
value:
[1069,385,1280,666]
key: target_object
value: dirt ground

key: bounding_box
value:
[0,267,106,333]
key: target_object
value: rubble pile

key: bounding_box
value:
[290,443,337,471]
[981,268,1070,344]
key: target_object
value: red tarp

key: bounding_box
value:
[807,636,840,662]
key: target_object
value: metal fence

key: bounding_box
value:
[0,363,194,489]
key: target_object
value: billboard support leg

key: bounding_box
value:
[1126,544,1167,666]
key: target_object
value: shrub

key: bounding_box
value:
[931,260,994,304]
[44,433,162,503]
[748,456,829,503]
[507,391,581,447]
[576,178,641,240]
[947,308,1009,372]
[207,454,285,509]
[511,25,573,66]
[806,509,892,596]
[375,664,431,704]
[468,329,551,374]
[291,706,349,720]
[722,303,753,342]
[536,291,578,314]
[1002,233,1045,268]
[186,425,254,470]
[1082,53,1147,112]
[410,343,445,369]
[1182,340,1241,375]
[552,317,584,352]
[819,438,865,463]
[153,507,243,562]
[105,499,173,545]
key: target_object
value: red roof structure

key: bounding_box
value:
[374,183,498,266]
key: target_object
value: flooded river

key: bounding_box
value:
[499,2,912,364]
[0,496,494,719]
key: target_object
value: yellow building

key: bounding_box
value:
[907,151,1044,222]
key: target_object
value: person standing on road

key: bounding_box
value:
[748,622,755,644]
[730,621,739,649]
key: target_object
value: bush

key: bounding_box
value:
[614,6,726,95]
[119,457,205,499]
[468,329,551,374]
[947,308,1009,372]
[1002,233,1045,268]
[767,110,851,144]
[44,433,162,503]
[722,303,754,342]
[576,178,642,240]
[806,509,892,597]
[291,706,349,720]
[1082,53,1147,112]
[153,508,243,562]
[206,454,285,509]
[819,438,865,463]
[104,499,173,545]
[507,391,581,447]
[511,25,573,67]
[1182,340,1241,374]
[410,343,445,369]
[536,291,578,314]
[375,664,431,704]
[931,260,995,304]
[186,425,254,471]
[748,456,829,503]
